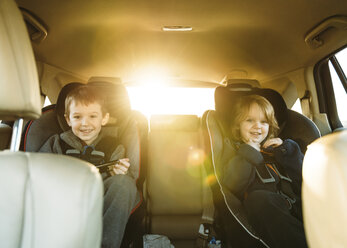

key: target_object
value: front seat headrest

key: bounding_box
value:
[0,0,41,120]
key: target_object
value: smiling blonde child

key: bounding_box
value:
[223,95,307,248]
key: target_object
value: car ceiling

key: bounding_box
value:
[15,0,347,85]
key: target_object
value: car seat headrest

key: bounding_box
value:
[215,84,288,134]
[0,0,41,120]
[87,79,131,126]
[54,79,131,131]
[254,88,287,128]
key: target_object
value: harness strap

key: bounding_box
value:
[255,152,298,203]
[254,164,275,184]
[60,135,119,165]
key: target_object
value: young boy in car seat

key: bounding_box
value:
[223,95,307,248]
[39,84,138,248]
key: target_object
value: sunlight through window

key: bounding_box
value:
[126,86,215,118]
[291,98,302,114]
[43,96,51,107]
[329,48,347,127]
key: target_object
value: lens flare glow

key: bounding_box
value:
[187,148,206,166]
[205,174,217,186]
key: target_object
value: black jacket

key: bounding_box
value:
[222,139,304,200]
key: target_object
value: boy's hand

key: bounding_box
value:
[112,158,130,175]
[263,138,283,149]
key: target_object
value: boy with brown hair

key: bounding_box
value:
[40,84,139,248]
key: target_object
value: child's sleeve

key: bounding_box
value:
[109,144,126,162]
[273,139,304,194]
[222,144,262,197]
[38,134,63,154]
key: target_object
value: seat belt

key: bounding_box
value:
[199,124,215,225]
[197,125,216,248]
[197,166,216,248]
[201,168,215,224]
[300,90,313,120]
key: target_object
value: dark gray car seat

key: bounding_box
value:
[21,82,83,152]
[201,83,321,247]
[21,80,148,247]
[87,79,148,248]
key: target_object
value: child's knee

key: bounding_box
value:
[244,190,287,218]
[104,175,137,194]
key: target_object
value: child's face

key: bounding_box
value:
[65,100,109,145]
[239,103,269,146]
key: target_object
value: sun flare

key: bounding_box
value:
[126,86,215,118]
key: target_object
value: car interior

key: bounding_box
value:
[1,0,347,247]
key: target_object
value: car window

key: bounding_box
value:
[43,96,51,107]
[328,48,347,127]
[291,98,303,114]
[126,86,215,118]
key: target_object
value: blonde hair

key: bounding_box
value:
[65,85,108,116]
[230,95,279,143]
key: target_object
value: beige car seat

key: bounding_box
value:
[303,130,347,248]
[0,0,103,247]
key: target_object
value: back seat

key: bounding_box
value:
[147,114,214,248]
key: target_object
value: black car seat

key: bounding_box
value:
[0,0,103,247]
[21,79,148,247]
[21,82,83,152]
[201,83,321,247]
[87,78,148,247]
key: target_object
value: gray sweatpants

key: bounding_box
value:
[102,174,138,248]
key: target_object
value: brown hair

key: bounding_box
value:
[230,95,279,143]
[64,85,108,116]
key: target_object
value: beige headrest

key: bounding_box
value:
[303,130,347,247]
[0,0,41,120]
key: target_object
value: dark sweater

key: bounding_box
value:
[222,139,304,200]
[39,126,127,174]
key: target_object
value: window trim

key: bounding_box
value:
[330,56,347,93]
[314,50,345,130]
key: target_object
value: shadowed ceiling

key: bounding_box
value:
[16,0,347,84]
